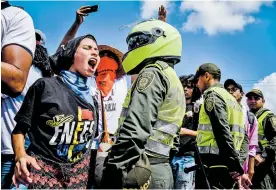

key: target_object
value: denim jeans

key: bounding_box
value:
[1,156,14,189]
[171,155,195,190]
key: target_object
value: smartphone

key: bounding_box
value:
[83,5,99,13]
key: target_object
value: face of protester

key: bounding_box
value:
[247,95,265,110]
[226,84,243,103]
[70,38,100,77]
[183,82,193,100]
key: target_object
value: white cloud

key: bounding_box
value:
[140,0,173,19]
[252,73,276,113]
[180,0,273,36]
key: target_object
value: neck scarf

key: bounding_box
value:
[60,70,94,107]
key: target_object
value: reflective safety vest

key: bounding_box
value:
[257,110,273,149]
[118,60,186,158]
[196,86,245,155]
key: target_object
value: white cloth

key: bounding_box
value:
[1,6,36,57]
[1,66,42,154]
[88,76,128,149]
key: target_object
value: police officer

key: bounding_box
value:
[101,19,186,189]
[246,89,276,189]
[193,63,251,189]
[224,79,258,181]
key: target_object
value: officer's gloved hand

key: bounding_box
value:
[265,147,276,163]
[100,164,123,189]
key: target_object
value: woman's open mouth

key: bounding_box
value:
[88,58,97,70]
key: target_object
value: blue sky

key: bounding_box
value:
[13,1,276,107]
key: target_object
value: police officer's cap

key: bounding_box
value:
[193,63,221,81]
[246,89,264,98]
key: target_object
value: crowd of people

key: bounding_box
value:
[1,1,276,189]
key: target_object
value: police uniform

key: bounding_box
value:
[100,19,186,189]
[193,63,245,189]
[246,89,276,189]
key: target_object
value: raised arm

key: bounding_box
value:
[56,6,96,52]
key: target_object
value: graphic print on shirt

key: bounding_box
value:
[48,107,94,162]
[104,93,116,112]
[94,89,117,113]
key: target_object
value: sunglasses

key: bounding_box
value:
[247,96,261,101]
[226,87,238,93]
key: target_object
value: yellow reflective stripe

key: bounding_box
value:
[210,165,227,169]
[198,146,219,155]
[198,124,245,135]
[231,125,245,135]
[198,124,213,131]
[145,138,171,157]
[154,120,179,135]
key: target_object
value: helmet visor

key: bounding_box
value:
[126,32,152,51]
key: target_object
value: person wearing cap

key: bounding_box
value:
[246,89,276,189]
[99,18,185,189]
[224,79,258,182]
[171,74,201,190]
[11,34,100,188]
[1,2,39,188]
[193,63,251,189]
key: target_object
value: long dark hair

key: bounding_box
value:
[33,44,54,77]
[179,74,201,102]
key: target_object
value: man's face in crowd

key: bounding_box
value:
[183,81,193,100]
[226,84,243,102]
[247,95,265,110]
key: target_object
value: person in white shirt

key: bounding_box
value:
[1,2,39,188]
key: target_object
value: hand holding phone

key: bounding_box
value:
[82,5,99,13]
[76,5,99,24]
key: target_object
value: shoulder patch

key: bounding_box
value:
[136,72,155,92]
[270,116,276,127]
[205,96,215,112]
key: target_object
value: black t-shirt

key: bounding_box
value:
[15,77,98,163]
[177,103,197,156]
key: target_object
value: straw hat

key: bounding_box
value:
[98,45,123,64]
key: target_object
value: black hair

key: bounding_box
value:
[51,34,98,75]
[179,75,194,87]
[33,44,54,77]
[179,74,202,102]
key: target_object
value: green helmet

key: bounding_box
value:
[122,19,182,74]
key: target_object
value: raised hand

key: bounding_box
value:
[158,5,167,22]
[75,5,95,25]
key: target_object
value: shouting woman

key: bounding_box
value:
[12,34,100,189]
